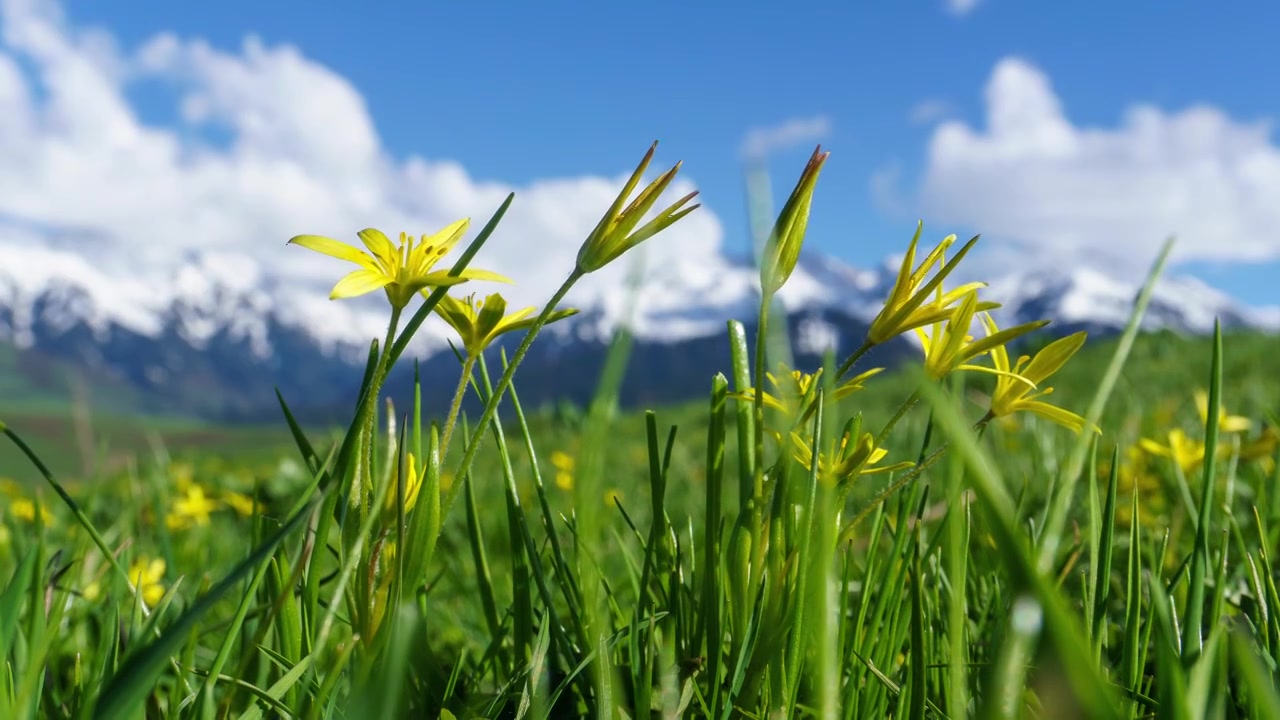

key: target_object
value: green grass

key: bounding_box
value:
[3,146,1280,719]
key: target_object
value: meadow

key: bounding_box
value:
[2,144,1279,719]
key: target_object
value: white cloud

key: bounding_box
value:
[741,115,831,159]
[0,0,727,353]
[945,0,982,17]
[919,57,1280,275]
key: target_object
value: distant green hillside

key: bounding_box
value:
[0,342,147,415]
[2,329,1275,484]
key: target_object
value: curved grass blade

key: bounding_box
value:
[916,371,1120,719]
[93,490,326,720]
[1035,236,1174,574]
[1182,321,1223,662]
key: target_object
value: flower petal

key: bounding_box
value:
[474,294,510,342]
[492,306,537,334]
[420,269,514,288]
[1021,400,1095,434]
[357,229,400,272]
[330,269,393,299]
[860,460,916,475]
[434,294,478,340]
[1019,332,1087,386]
[289,235,380,272]
[422,218,471,254]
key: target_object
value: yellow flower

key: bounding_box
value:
[604,489,625,508]
[10,498,53,525]
[789,431,914,485]
[434,292,578,356]
[733,364,882,425]
[867,223,996,345]
[983,316,1094,433]
[383,540,399,568]
[82,580,101,602]
[1193,390,1253,434]
[0,477,24,498]
[915,293,1047,380]
[128,557,167,607]
[383,453,424,519]
[165,484,217,530]
[221,490,263,518]
[576,142,700,274]
[289,221,510,309]
[760,146,829,296]
[550,450,575,490]
[1140,429,1206,475]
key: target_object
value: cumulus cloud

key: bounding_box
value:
[0,0,726,351]
[920,57,1280,275]
[741,115,831,159]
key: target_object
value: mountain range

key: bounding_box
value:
[2,245,1277,424]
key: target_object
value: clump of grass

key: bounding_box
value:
[2,141,1279,720]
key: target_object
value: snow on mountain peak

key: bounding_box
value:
[983,264,1280,333]
[1,232,1274,370]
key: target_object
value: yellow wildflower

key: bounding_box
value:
[128,557,167,607]
[165,484,217,530]
[1104,445,1167,528]
[1140,429,1206,475]
[1193,390,1253,434]
[434,292,578,357]
[10,498,53,525]
[221,490,263,518]
[383,452,424,520]
[733,364,882,425]
[0,477,24,498]
[983,315,1093,433]
[576,142,700,274]
[867,222,996,345]
[550,450,575,490]
[915,293,1047,380]
[289,221,510,309]
[82,581,101,602]
[789,430,914,485]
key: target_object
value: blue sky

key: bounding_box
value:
[3,0,1279,309]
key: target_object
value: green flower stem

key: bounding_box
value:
[745,291,773,642]
[439,353,477,457]
[875,390,921,448]
[752,293,772,502]
[441,270,583,522]
[353,306,402,514]
[834,339,874,382]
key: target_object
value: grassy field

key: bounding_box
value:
[3,147,1280,718]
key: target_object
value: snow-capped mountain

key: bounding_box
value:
[1,245,1276,422]
[985,267,1280,335]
